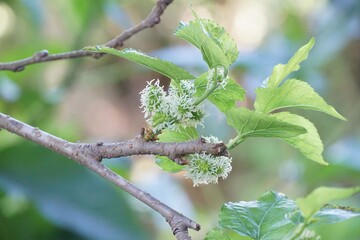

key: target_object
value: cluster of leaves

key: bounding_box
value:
[207,187,360,240]
[85,12,243,185]
[85,11,359,239]
[86,12,345,168]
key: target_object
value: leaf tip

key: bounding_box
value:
[306,152,328,166]
[338,114,347,121]
[329,109,347,121]
[309,37,315,46]
[319,160,329,166]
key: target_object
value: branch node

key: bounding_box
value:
[213,143,228,156]
[152,17,161,25]
[142,127,159,142]
[92,52,105,59]
[170,217,188,235]
[140,127,145,139]
[34,50,49,60]
[14,66,25,72]
[168,214,200,239]
[174,156,188,165]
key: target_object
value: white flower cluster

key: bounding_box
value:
[184,136,232,187]
[139,79,205,132]
[185,153,232,187]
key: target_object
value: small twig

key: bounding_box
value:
[0,0,173,72]
[0,112,232,239]
[104,0,173,49]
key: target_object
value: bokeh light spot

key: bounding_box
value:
[0,3,15,38]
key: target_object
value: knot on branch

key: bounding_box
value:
[173,156,188,165]
[198,137,228,157]
[92,52,106,59]
[213,142,229,156]
[167,214,200,240]
[13,65,25,72]
[169,216,195,235]
[33,50,49,60]
[75,143,103,162]
[150,17,161,25]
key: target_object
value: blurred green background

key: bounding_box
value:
[0,0,359,239]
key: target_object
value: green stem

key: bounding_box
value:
[226,134,245,150]
[288,223,307,240]
[288,216,316,240]
[194,67,219,106]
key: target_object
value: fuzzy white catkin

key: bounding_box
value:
[184,153,232,187]
[185,136,232,186]
[139,79,205,132]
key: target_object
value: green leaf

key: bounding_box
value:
[225,108,307,139]
[155,127,198,173]
[83,46,195,82]
[158,126,198,142]
[199,19,239,65]
[255,79,346,120]
[219,191,298,239]
[296,186,360,219]
[267,38,315,87]
[195,72,246,112]
[206,227,251,240]
[209,78,246,112]
[273,112,328,165]
[190,9,238,64]
[211,189,360,240]
[174,20,230,68]
[155,156,184,173]
[313,205,360,225]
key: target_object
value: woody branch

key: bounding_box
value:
[0,112,229,239]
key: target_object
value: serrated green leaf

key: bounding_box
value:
[255,79,346,120]
[225,108,307,139]
[313,205,360,225]
[83,46,195,82]
[209,78,246,112]
[195,72,246,112]
[296,187,360,219]
[200,19,239,65]
[273,112,327,165]
[155,127,198,173]
[267,38,315,87]
[219,191,298,239]
[174,21,230,68]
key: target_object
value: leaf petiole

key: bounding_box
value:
[288,223,307,240]
[226,134,245,150]
[194,67,219,106]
